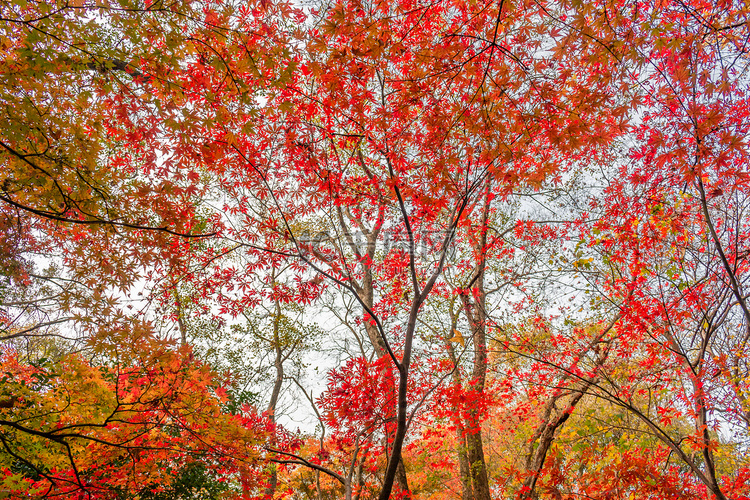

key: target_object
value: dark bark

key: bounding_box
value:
[456,425,472,500]
[339,204,411,497]
[377,168,468,500]
[395,459,410,497]
[520,391,584,500]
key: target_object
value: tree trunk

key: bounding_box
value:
[456,424,472,500]
[263,302,284,500]
[458,178,492,500]
[520,321,617,500]
[358,230,410,498]
[466,430,491,500]
[447,309,473,500]
[395,459,410,497]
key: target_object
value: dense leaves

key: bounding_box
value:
[2,0,750,499]
[0,344,269,498]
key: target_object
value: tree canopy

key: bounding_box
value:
[1,0,750,499]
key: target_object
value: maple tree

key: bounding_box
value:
[205,0,629,497]
[0,0,290,497]
[0,342,270,498]
[3,0,750,499]
[548,1,750,498]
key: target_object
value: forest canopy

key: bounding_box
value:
[1,0,750,499]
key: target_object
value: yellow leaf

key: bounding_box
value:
[448,329,465,347]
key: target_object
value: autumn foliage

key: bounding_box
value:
[2,0,750,499]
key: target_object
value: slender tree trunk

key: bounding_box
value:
[660,324,727,500]
[337,176,465,499]
[520,392,583,499]
[458,179,492,500]
[264,302,284,500]
[447,310,472,500]
[395,460,410,497]
[456,425,472,500]
[358,235,409,497]
[353,452,366,500]
[520,317,619,500]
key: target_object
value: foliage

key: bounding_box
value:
[0,344,269,498]
[2,0,750,499]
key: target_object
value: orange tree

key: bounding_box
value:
[0,343,270,498]
[0,0,293,497]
